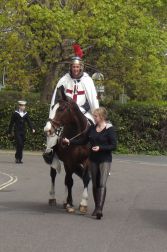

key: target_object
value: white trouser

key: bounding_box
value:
[46,135,58,150]
[84,111,94,123]
[46,135,61,172]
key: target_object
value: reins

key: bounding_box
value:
[68,120,90,141]
[48,118,90,141]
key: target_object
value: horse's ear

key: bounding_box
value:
[60,86,67,101]
[55,85,67,102]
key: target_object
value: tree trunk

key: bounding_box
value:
[40,63,58,103]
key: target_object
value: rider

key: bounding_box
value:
[44,44,99,170]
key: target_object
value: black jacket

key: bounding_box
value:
[70,123,117,163]
[8,110,34,135]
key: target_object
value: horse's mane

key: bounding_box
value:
[55,85,88,139]
[59,97,88,139]
[61,96,85,120]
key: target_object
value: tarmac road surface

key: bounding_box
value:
[0,152,167,252]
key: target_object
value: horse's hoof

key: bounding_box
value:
[79,204,88,214]
[79,205,88,214]
[48,199,57,206]
[66,205,75,213]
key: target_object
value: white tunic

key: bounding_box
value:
[49,72,99,120]
[45,72,99,165]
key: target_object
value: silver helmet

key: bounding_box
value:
[70,45,84,76]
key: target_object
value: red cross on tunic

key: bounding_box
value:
[66,85,85,102]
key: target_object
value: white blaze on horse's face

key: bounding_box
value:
[44,121,52,133]
[44,103,60,134]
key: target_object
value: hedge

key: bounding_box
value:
[0,101,167,154]
[0,102,49,151]
[106,101,167,154]
[0,90,40,106]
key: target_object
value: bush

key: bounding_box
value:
[0,90,40,106]
[104,101,167,154]
[0,100,167,154]
[0,102,49,151]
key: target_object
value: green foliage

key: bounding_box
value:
[0,100,167,154]
[0,102,49,151]
[0,0,166,101]
[0,90,40,105]
[102,100,167,154]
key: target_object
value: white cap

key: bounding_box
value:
[18,100,27,105]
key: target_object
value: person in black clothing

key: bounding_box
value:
[63,107,117,219]
[8,101,35,164]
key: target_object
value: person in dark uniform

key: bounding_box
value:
[63,107,117,219]
[8,101,35,164]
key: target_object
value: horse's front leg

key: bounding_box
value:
[65,171,75,213]
[79,187,89,214]
[79,168,90,214]
[48,167,57,206]
[74,164,90,214]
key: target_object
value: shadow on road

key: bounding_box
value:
[0,200,92,218]
[138,209,167,231]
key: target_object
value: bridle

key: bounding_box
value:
[48,117,90,140]
[48,118,63,137]
[48,101,90,140]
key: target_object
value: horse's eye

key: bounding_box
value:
[57,103,70,112]
[57,107,64,112]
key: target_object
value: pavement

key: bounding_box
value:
[0,152,167,252]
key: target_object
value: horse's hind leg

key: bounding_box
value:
[75,165,90,214]
[65,172,75,213]
[49,167,57,206]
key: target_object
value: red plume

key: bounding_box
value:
[72,44,84,58]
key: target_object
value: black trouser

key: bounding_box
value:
[91,162,111,189]
[15,132,25,160]
[90,161,111,216]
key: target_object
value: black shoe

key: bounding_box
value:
[18,160,23,164]
[15,159,19,163]
[96,211,103,219]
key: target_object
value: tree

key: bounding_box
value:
[85,0,167,100]
[0,0,167,102]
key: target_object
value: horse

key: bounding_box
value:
[45,89,91,213]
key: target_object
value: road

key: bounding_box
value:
[0,152,167,252]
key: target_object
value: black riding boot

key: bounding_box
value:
[92,187,98,216]
[96,187,106,220]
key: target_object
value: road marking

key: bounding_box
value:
[0,172,18,191]
[115,159,167,167]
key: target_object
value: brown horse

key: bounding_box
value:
[47,88,91,213]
